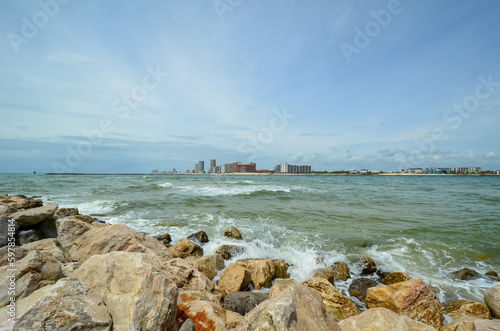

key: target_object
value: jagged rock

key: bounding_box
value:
[440,315,500,331]
[0,278,111,331]
[176,291,244,330]
[0,204,17,217]
[169,238,203,258]
[224,291,269,316]
[332,261,351,281]
[442,300,492,320]
[156,233,172,246]
[215,244,245,260]
[303,277,360,320]
[61,262,81,277]
[187,230,209,244]
[0,194,42,210]
[348,278,377,303]
[9,204,58,227]
[381,272,411,285]
[484,284,500,318]
[453,268,480,280]
[36,217,58,238]
[486,271,499,277]
[185,254,224,280]
[73,215,95,223]
[0,246,27,267]
[313,266,335,285]
[338,307,438,331]
[235,258,290,290]
[366,278,443,329]
[22,238,72,264]
[16,229,43,246]
[56,216,94,251]
[376,269,391,280]
[218,263,252,294]
[224,226,242,240]
[0,217,18,248]
[72,251,178,330]
[178,318,195,331]
[241,279,341,330]
[53,207,79,219]
[355,257,377,275]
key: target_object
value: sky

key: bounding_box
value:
[1,0,500,173]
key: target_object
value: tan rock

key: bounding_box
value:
[0,194,42,209]
[235,258,289,290]
[332,261,350,281]
[73,214,95,223]
[272,259,290,279]
[484,284,500,318]
[0,246,27,267]
[338,307,438,331]
[241,279,341,330]
[10,204,58,226]
[381,272,411,285]
[440,315,500,331]
[53,207,79,219]
[366,278,444,329]
[56,216,94,252]
[22,238,72,264]
[218,263,252,294]
[72,251,178,331]
[442,300,492,320]
[186,254,224,280]
[169,238,203,258]
[215,244,245,260]
[355,257,377,275]
[224,226,242,240]
[303,277,360,320]
[313,266,335,285]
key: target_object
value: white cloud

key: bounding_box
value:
[486,152,497,158]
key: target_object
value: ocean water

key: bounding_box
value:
[1,173,499,304]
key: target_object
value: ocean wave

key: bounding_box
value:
[73,200,119,215]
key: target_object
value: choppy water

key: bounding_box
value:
[1,173,499,304]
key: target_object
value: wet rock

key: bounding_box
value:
[442,300,492,320]
[303,277,360,320]
[215,244,245,260]
[218,263,252,294]
[356,241,374,248]
[155,233,172,246]
[332,261,351,281]
[376,269,391,280]
[366,278,443,329]
[0,278,111,331]
[484,284,500,318]
[338,307,438,331]
[242,279,341,330]
[453,268,480,280]
[313,266,335,285]
[272,259,290,279]
[381,272,411,285]
[224,291,269,316]
[348,278,377,303]
[355,257,377,275]
[169,238,203,259]
[16,229,43,246]
[53,207,79,219]
[224,226,242,240]
[187,230,209,244]
[72,251,178,331]
[185,254,224,280]
[486,270,499,277]
[235,258,290,290]
[9,204,58,227]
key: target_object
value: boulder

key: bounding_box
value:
[453,268,480,280]
[1,278,111,330]
[338,307,438,331]
[224,291,269,316]
[187,230,209,244]
[0,246,27,267]
[65,223,173,263]
[440,315,500,331]
[36,217,58,238]
[484,284,500,318]
[9,204,58,227]
[53,207,79,219]
[215,244,245,260]
[235,258,290,290]
[61,262,81,277]
[348,277,377,303]
[186,254,224,280]
[355,257,377,275]
[332,261,351,281]
[366,278,443,329]
[218,263,252,294]
[156,233,172,246]
[312,266,335,285]
[73,215,95,223]
[22,238,72,264]
[0,217,18,248]
[72,251,178,331]
[303,277,360,320]
[376,269,391,280]
[0,194,42,210]
[224,226,242,240]
[169,238,203,259]
[442,300,492,320]
[0,204,17,217]
[56,216,94,252]
[178,318,195,331]
[16,229,43,246]
[486,271,499,277]
[381,272,411,285]
[241,279,341,330]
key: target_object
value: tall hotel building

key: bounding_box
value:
[274,162,311,174]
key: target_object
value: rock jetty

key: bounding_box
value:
[1,193,499,330]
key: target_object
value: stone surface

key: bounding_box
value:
[312,266,335,285]
[303,277,360,320]
[355,257,377,275]
[0,245,27,267]
[16,229,43,246]
[215,244,245,260]
[332,261,350,281]
[178,318,195,331]
[486,271,499,277]
[218,263,252,294]
[454,268,480,280]
[348,277,377,303]
[187,230,209,244]
[9,204,58,227]
[0,194,42,210]
[338,307,438,331]
[73,214,95,223]
[56,216,94,252]
[6,278,111,331]
[156,233,172,246]
[36,217,58,238]
[440,315,500,331]
[442,300,492,320]
[72,251,178,331]
[169,238,203,259]
[61,262,81,277]
[224,291,269,316]
[186,254,224,280]
[381,271,411,285]
[53,207,79,219]
[366,278,444,329]
[241,279,341,330]
[235,258,290,290]
[0,217,18,248]
[224,226,242,240]
[484,284,500,318]
[22,238,72,264]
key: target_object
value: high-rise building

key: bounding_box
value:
[198,160,205,173]
[274,162,311,174]
[210,159,216,173]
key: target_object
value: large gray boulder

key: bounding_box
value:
[223,291,269,316]
[484,284,500,318]
[9,204,58,227]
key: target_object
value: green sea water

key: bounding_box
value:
[1,173,499,304]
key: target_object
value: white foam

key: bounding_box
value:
[74,200,118,215]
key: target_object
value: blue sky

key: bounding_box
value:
[1,0,499,173]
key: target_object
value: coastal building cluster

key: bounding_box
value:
[401,166,482,174]
[274,162,311,174]
[186,160,257,174]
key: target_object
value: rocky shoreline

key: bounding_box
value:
[1,193,499,330]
